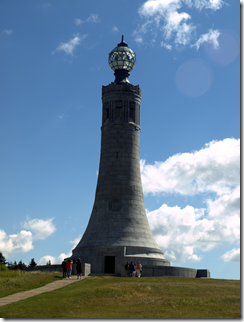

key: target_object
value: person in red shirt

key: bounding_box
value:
[136,261,142,278]
[66,259,73,278]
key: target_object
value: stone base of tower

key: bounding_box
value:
[70,246,170,275]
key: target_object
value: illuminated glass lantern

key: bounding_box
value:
[108,36,136,83]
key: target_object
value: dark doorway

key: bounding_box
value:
[104,256,115,274]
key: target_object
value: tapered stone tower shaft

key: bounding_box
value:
[72,37,170,274]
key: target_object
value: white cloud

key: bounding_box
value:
[57,113,70,120]
[174,22,195,46]
[74,14,100,25]
[192,28,220,51]
[143,138,240,263]
[194,0,225,11]
[74,18,82,25]
[141,138,240,196]
[38,255,57,265]
[135,36,144,45]
[52,33,87,56]
[112,26,119,33]
[221,248,240,262]
[0,229,33,257]
[86,13,100,23]
[22,218,56,240]
[164,10,192,39]
[0,218,56,258]
[134,0,225,49]
[147,194,239,263]
[161,41,172,50]
[2,29,13,35]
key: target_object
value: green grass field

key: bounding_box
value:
[0,273,240,318]
[0,270,61,298]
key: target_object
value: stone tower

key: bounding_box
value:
[71,36,170,274]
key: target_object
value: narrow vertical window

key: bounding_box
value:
[115,101,122,120]
[103,102,109,124]
[116,107,122,119]
[129,102,135,122]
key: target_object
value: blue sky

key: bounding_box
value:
[0,0,240,280]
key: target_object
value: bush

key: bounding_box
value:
[0,264,8,272]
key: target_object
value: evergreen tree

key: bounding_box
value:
[7,261,14,270]
[0,251,6,265]
[13,260,18,270]
[17,260,27,270]
[29,258,37,267]
[46,259,51,265]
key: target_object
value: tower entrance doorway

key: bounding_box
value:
[104,256,115,274]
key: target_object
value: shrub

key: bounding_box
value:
[0,264,8,272]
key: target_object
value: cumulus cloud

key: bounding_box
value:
[192,28,220,51]
[22,218,56,240]
[2,29,13,35]
[74,14,100,25]
[147,190,239,263]
[141,138,239,196]
[0,229,33,257]
[134,0,225,49]
[0,218,56,258]
[38,236,82,265]
[143,138,240,263]
[52,33,87,56]
[221,248,240,262]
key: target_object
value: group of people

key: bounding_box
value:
[125,261,142,277]
[61,258,82,279]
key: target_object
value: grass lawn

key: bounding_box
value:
[0,270,62,298]
[0,276,240,318]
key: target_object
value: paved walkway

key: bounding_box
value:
[0,277,90,308]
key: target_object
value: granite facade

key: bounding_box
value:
[71,83,170,274]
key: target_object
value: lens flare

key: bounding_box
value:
[175,59,213,97]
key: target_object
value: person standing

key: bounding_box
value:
[76,258,82,280]
[66,259,73,278]
[129,261,134,277]
[61,259,67,278]
[136,261,141,278]
[133,263,136,277]
[125,262,130,277]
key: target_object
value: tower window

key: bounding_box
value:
[103,102,109,124]
[129,108,135,122]
[129,102,135,122]
[116,107,122,119]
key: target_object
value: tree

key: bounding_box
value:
[46,259,51,265]
[29,258,37,268]
[17,260,27,270]
[0,251,6,265]
[7,261,14,270]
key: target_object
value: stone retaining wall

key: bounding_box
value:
[121,265,210,278]
[25,263,91,276]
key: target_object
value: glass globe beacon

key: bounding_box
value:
[108,36,136,75]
